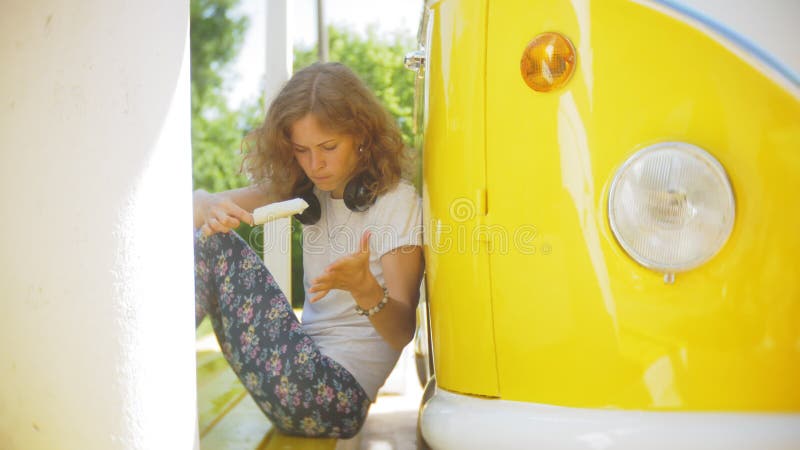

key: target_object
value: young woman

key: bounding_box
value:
[192,62,424,438]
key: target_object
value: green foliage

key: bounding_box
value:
[190,0,262,194]
[190,0,265,261]
[191,99,262,192]
[190,0,248,116]
[290,218,305,308]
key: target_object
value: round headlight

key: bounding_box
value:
[608,142,735,275]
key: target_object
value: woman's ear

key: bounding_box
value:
[359,137,372,158]
[357,134,371,153]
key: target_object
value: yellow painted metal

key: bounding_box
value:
[481,0,799,410]
[422,0,499,396]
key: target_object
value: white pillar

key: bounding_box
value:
[317,0,329,62]
[264,0,293,296]
[265,0,292,104]
[0,1,197,449]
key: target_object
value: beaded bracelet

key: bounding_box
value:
[355,286,389,317]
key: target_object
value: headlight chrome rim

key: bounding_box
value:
[608,142,736,273]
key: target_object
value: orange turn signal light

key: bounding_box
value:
[520,32,576,92]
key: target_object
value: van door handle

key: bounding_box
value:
[404,49,426,72]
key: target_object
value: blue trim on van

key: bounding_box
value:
[652,0,799,86]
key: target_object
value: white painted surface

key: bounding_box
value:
[263,0,294,297]
[263,217,293,297]
[265,0,292,104]
[421,387,800,450]
[0,1,197,449]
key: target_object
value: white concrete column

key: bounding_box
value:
[0,1,197,449]
[264,0,293,296]
[265,0,292,103]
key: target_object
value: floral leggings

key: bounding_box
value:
[194,230,370,438]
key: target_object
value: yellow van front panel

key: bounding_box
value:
[422,0,499,397]
[485,0,799,410]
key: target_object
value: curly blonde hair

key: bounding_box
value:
[242,62,409,202]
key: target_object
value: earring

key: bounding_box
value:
[359,146,364,153]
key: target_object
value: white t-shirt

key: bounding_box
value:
[300,180,422,401]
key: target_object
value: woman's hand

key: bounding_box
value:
[311,229,425,350]
[193,189,254,236]
[309,231,381,303]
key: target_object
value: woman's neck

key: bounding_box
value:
[330,188,344,199]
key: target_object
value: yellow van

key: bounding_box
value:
[406,0,800,447]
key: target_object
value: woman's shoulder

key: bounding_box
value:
[369,180,422,253]
[368,179,421,227]
[376,179,419,205]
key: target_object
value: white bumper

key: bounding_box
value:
[420,387,800,450]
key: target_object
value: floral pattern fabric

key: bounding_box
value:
[194,230,370,438]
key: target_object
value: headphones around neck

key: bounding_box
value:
[294,172,377,225]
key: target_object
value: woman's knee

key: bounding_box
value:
[194,230,254,259]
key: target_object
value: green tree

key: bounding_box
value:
[190,0,255,192]
[190,0,247,116]
[190,0,264,251]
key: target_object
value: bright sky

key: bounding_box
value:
[228,0,422,108]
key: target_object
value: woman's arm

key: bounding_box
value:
[360,246,424,350]
[309,232,425,351]
[193,184,272,235]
